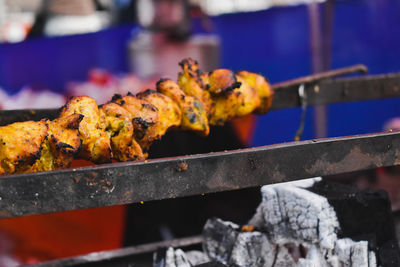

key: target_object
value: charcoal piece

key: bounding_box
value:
[154,247,168,267]
[334,238,369,266]
[273,245,297,267]
[298,245,331,267]
[202,218,240,264]
[229,231,276,267]
[309,180,400,266]
[249,178,339,250]
[153,247,191,267]
[186,251,210,266]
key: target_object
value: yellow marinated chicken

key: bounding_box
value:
[236,71,273,114]
[59,96,112,163]
[204,69,241,95]
[136,90,182,146]
[198,68,260,125]
[101,103,145,161]
[178,58,214,118]
[0,120,48,175]
[156,78,209,136]
[112,94,160,151]
[210,79,260,125]
[0,58,276,176]
[28,114,83,172]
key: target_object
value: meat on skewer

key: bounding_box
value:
[0,58,273,176]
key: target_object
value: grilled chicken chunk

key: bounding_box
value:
[156,78,209,136]
[0,58,274,176]
[0,120,48,175]
[210,76,260,125]
[178,58,214,118]
[112,94,160,151]
[236,71,273,114]
[101,103,144,161]
[60,96,112,163]
[136,89,182,138]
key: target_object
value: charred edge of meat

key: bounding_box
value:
[132,117,149,140]
[17,155,25,164]
[225,81,242,94]
[76,139,82,154]
[156,78,170,87]
[127,92,134,96]
[51,135,76,153]
[215,71,242,93]
[141,103,158,112]
[56,142,76,152]
[209,80,242,95]
[137,89,158,98]
[67,114,84,129]
[26,145,43,165]
[132,117,149,130]
[111,94,123,102]
[188,113,197,123]
[179,58,194,69]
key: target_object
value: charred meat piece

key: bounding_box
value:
[204,69,241,95]
[136,90,182,148]
[0,120,48,175]
[236,71,273,114]
[209,77,260,126]
[33,114,83,172]
[157,78,209,136]
[178,58,214,118]
[113,95,160,151]
[59,96,112,163]
[101,103,144,161]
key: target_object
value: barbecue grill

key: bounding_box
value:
[1,66,400,266]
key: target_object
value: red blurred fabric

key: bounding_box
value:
[0,160,125,263]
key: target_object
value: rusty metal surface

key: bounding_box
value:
[270,72,400,110]
[32,235,203,267]
[0,131,399,218]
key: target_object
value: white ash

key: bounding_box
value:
[163,247,191,267]
[298,245,333,267]
[203,218,296,267]
[202,218,240,264]
[249,178,339,250]
[273,245,297,267]
[185,251,210,266]
[154,178,378,267]
[154,248,209,267]
[334,238,369,267]
[229,231,277,267]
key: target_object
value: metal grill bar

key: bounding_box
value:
[0,131,398,218]
[32,235,203,267]
[270,72,400,110]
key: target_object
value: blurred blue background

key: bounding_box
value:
[0,0,399,146]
